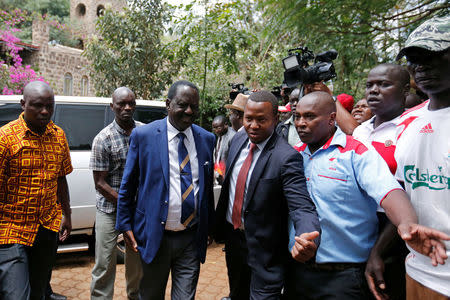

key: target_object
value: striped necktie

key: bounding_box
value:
[178,133,196,227]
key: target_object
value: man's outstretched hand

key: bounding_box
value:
[291,231,319,263]
[398,223,450,266]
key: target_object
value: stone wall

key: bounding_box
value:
[70,0,127,44]
[26,1,127,97]
[31,19,94,96]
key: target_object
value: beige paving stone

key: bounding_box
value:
[51,242,229,299]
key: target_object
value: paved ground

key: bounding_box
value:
[51,242,229,299]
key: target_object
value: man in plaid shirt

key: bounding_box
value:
[90,87,143,300]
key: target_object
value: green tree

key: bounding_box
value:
[171,0,256,127]
[0,9,47,94]
[83,0,182,99]
[171,0,299,128]
[0,0,69,18]
[259,0,450,99]
[0,0,76,47]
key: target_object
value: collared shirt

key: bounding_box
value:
[286,116,300,146]
[226,134,272,225]
[0,113,73,246]
[353,115,401,212]
[353,115,401,174]
[289,127,401,263]
[90,119,143,214]
[166,119,199,231]
[214,135,223,164]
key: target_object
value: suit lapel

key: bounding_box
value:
[192,126,205,212]
[218,132,247,207]
[224,132,248,181]
[243,133,277,211]
[158,118,169,189]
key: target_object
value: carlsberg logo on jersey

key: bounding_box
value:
[404,165,449,190]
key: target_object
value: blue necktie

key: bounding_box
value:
[178,133,196,227]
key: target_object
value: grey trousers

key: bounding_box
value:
[0,244,31,300]
[90,210,142,300]
[139,228,200,300]
[0,226,57,300]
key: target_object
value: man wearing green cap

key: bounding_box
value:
[392,15,450,300]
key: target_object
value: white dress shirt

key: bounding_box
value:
[286,116,300,146]
[226,135,272,225]
[166,119,199,231]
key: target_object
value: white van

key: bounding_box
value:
[0,95,167,256]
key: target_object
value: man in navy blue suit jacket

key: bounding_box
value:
[215,91,321,300]
[116,80,215,300]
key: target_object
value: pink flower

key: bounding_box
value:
[1,9,48,94]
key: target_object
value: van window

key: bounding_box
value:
[105,106,167,124]
[134,107,167,124]
[54,104,106,150]
[0,103,22,127]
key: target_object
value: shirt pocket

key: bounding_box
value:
[315,170,349,202]
[110,146,127,167]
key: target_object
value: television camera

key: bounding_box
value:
[282,47,338,88]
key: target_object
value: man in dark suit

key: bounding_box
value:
[212,115,235,184]
[215,91,321,300]
[116,80,215,300]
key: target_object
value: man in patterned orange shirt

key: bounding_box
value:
[0,81,73,300]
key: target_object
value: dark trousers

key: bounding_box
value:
[27,226,59,300]
[377,212,407,300]
[45,228,60,299]
[225,223,283,300]
[0,226,58,300]
[139,227,200,300]
[0,244,31,300]
[284,259,371,300]
[225,224,251,300]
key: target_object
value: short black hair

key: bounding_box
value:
[230,108,244,117]
[301,91,336,114]
[373,63,410,87]
[248,91,278,115]
[112,86,135,103]
[167,80,199,100]
[213,115,227,124]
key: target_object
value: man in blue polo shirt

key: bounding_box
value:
[284,91,449,300]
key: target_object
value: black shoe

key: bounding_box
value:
[46,292,67,300]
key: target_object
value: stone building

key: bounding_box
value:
[30,19,94,96]
[70,0,127,48]
[4,0,126,96]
